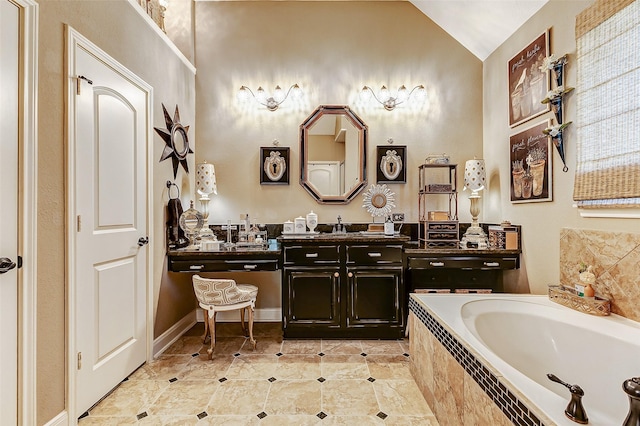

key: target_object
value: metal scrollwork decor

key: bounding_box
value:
[260,147,290,184]
[376,145,406,183]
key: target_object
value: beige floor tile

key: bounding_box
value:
[383,414,440,425]
[198,415,260,425]
[255,414,320,425]
[360,340,405,355]
[207,337,246,355]
[321,354,370,379]
[276,354,322,379]
[366,354,413,380]
[89,379,169,416]
[147,380,218,416]
[374,379,435,416]
[164,336,206,355]
[239,336,282,355]
[281,339,322,354]
[252,322,284,337]
[129,355,193,381]
[177,354,234,380]
[321,340,363,354]
[265,380,322,415]
[321,415,385,425]
[225,354,280,379]
[322,379,379,416]
[138,415,200,425]
[77,416,138,425]
[207,380,270,415]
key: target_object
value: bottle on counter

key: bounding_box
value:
[384,215,394,236]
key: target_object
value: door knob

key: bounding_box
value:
[137,237,149,247]
[0,257,17,274]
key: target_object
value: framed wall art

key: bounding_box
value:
[508,30,550,127]
[510,120,553,203]
[376,145,406,183]
[260,147,290,185]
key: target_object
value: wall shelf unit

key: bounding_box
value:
[418,164,459,248]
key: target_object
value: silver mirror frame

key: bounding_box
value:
[299,105,367,204]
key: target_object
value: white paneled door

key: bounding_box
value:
[0,0,20,423]
[69,29,152,417]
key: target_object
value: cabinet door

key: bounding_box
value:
[283,268,341,327]
[346,267,403,327]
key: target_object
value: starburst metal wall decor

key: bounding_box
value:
[154,103,193,178]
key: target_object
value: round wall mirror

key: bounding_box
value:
[300,105,367,204]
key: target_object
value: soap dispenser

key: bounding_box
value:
[384,216,394,236]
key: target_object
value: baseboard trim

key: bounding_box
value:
[196,307,281,323]
[152,311,197,358]
[43,411,68,426]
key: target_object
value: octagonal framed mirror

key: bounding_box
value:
[300,105,367,204]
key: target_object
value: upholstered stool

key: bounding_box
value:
[192,275,258,358]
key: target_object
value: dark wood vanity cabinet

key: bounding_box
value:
[281,240,406,339]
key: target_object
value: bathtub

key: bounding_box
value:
[409,294,640,425]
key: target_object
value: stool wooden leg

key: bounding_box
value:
[206,310,217,359]
[240,307,247,337]
[202,308,210,344]
[248,304,256,351]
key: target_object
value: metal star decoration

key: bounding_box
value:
[154,103,193,178]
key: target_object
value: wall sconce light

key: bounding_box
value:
[360,85,426,111]
[460,159,488,249]
[196,161,217,224]
[237,84,302,111]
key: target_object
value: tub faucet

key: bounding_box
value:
[547,373,589,424]
[622,377,640,426]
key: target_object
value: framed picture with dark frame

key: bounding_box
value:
[510,120,553,203]
[508,30,550,127]
[260,147,290,185]
[376,145,406,184]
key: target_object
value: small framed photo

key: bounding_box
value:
[508,30,550,127]
[260,147,290,185]
[376,145,406,183]
[510,120,553,203]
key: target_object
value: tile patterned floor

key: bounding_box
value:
[78,323,438,425]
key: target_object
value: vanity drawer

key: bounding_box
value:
[170,259,279,272]
[283,245,340,265]
[407,256,518,270]
[346,245,403,265]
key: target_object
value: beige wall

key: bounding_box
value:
[37,1,195,423]
[481,0,640,294]
[194,1,483,227]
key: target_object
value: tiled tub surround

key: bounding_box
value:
[560,228,640,322]
[78,323,438,425]
[409,294,640,425]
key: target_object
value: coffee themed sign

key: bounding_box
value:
[510,120,553,203]
[508,31,550,127]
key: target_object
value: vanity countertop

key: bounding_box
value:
[168,247,281,257]
[277,233,410,244]
[404,248,521,255]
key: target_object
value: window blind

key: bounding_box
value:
[573,0,640,208]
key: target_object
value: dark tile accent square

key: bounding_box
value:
[257,411,267,419]
[268,377,277,382]
[78,411,89,420]
[234,353,241,357]
[376,412,388,419]
[197,411,208,419]
[317,377,326,383]
[169,377,178,383]
[121,377,129,383]
[317,411,327,419]
[403,352,410,357]
[360,352,367,357]
[276,352,283,357]
[136,412,148,420]
[318,352,325,357]
[219,377,227,383]
[192,353,199,357]
[367,377,376,382]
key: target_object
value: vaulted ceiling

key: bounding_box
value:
[409,0,549,60]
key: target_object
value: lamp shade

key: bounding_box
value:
[196,162,217,195]
[464,159,486,192]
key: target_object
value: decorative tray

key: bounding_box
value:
[548,285,611,316]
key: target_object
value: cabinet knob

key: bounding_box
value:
[348,272,353,278]
[334,272,339,277]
